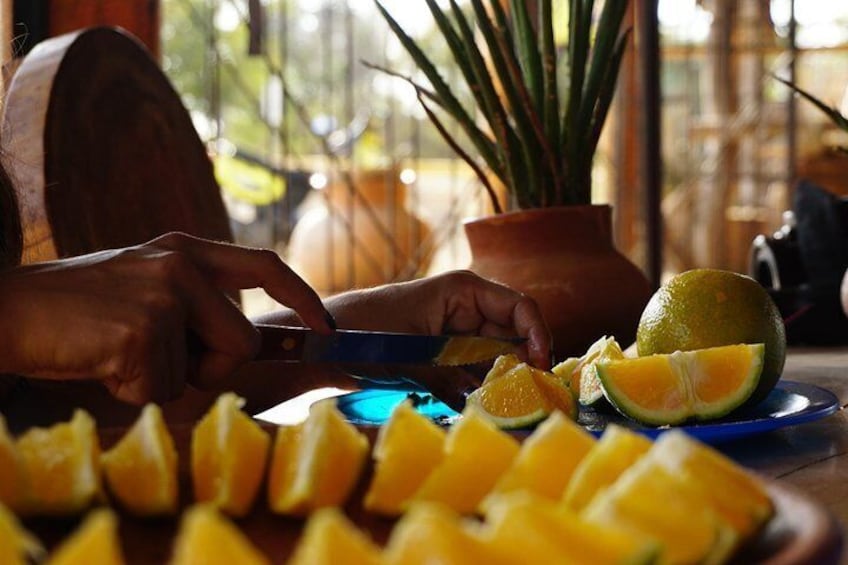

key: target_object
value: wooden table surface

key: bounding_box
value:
[720,348,848,534]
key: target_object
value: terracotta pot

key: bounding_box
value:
[288,168,432,295]
[464,205,652,360]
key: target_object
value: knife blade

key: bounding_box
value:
[254,324,524,366]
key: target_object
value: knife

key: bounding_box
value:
[254,324,525,366]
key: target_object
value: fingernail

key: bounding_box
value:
[325,311,337,330]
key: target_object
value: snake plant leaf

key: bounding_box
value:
[774,76,848,133]
[576,0,629,145]
[509,0,544,115]
[539,0,561,164]
[372,1,501,173]
[445,0,525,197]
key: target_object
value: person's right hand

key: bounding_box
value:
[0,232,333,405]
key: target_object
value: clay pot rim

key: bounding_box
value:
[463,204,612,228]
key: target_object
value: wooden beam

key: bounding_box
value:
[47,0,160,59]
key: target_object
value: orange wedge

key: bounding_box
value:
[268,399,369,515]
[364,400,446,515]
[288,507,382,565]
[563,424,651,512]
[16,409,102,515]
[384,502,495,564]
[101,404,178,516]
[0,502,44,565]
[484,492,658,565]
[191,392,270,517]
[412,407,520,514]
[467,361,577,429]
[482,410,595,511]
[45,509,124,565]
[170,504,269,565]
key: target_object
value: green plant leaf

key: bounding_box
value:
[372,0,501,173]
[445,0,523,197]
[539,0,561,204]
[774,75,848,132]
[509,0,544,115]
[576,0,628,145]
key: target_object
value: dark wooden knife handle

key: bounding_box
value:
[254,324,306,362]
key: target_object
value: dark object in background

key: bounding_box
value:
[750,180,848,345]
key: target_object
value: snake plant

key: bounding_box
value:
[369,0,631,212]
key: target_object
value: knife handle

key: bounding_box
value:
[254,324,305,362]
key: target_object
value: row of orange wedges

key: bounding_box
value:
[1,389,774,564]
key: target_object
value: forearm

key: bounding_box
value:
[253,279,435,333]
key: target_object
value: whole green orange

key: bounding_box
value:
[636,268,786,407]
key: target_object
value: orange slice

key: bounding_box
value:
[0,502,44,565]
[16,409,102,515]
[170,504,269,565]
[483,492,658,565]
[101,404,178,516]
[598,344,765,425]
[583,455,739,565]
[482,410,595,511]
[648,430,773,538]
[363,400,446,515]
[191,392,270,517]
[383,502,495,564]
[411,407,520,514]
[45,509,124,565]
[288,508,382,565]
[467,361,577,429]
[268,399,369,515]
[563,424,651,512]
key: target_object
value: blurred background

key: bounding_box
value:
[4,0,848,317]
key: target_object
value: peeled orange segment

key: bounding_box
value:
[578,337,625,406]
[191,392,270,517]
[412,407,520,514]
[45,509,124,565]
[483,492,659,565]
[364,400,446,515]
[563,424,652,512]
[648,430,773,538]
[289,507,382,565]
[384,502,495,565]
[436,336,518,366]
[0,414,24,512]
[16,409,102,516]
[467,362,577,429]
[583,456,739,565]
[0,502,44,565]
[101,404,178,516]
[597,343,765,426]
[482,354,523,385]
[268,399,369,516]
[170,505,269,565]
[552,335,614,393]
[481,411,595,511]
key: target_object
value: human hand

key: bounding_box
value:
[0,232,332,405]
[272,270,551,370]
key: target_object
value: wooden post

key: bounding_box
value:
[47,0,160,59]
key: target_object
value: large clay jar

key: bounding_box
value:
[464,205,652,360]
[288,168,432,295]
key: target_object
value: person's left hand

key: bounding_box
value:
[257,270,552,370]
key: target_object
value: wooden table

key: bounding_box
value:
[720,348,848,541]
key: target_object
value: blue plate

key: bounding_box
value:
[334,380,840,444]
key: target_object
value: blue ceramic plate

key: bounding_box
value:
[335,380,840,444]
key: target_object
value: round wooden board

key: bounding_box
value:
[21,424,844,564]
[1,26,232,263]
